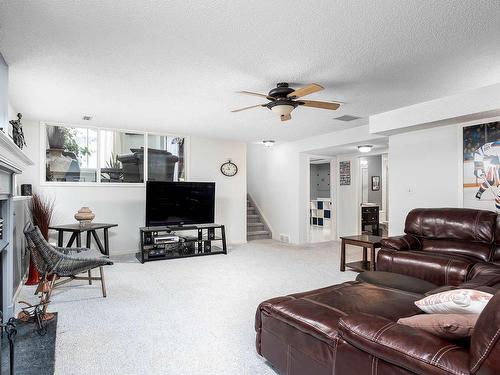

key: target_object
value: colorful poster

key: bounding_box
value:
[463,121,500,211]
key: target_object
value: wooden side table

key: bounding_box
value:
[49,223,118,256]
[340,234,382,272]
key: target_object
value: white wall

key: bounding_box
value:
[189,137,247,245]
[335,155,361,237]
[375,84,500,236]
[247,125,383,244]
[0,53,7,130]
[370,83,500,134]
[388,124,461,235]
[19,120,247,254]
[247,142,301,242]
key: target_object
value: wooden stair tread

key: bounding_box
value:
[248,230,270,236]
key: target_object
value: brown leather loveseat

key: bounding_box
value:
[255,208,500,375]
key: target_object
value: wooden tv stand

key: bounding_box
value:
[137,223,227,263]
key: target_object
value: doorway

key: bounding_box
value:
[308,158,335,243]
[359,153,388,236]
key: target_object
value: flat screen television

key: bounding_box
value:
[146,181,215,227]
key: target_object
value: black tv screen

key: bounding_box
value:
[146,181,215,227]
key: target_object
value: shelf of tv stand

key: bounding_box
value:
[139,223,224,232]
[137,223,227,263]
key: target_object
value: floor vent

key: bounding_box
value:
[334,115,361,121]
[279,234,290,243]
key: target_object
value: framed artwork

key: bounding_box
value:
[339,161,351,185]
[463,121,500,211]
[371,176,380,191]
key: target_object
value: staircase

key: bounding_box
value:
[247,196,272,241]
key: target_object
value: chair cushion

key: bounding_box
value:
[356,271,438,294]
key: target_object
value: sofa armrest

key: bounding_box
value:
[338,313,469,375]
[381,234,421,251]
[424,263,500,296]
[463,262,500,287]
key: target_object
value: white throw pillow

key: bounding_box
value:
[415,289,493,314]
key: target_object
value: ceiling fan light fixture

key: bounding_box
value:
[270,104,294,117]
[262,140,275,147]
[357,145,373,153]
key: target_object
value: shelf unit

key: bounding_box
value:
[137,224,227,263]
[310,199,332,227]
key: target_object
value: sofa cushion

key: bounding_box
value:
[338,313,470,375]
[356,271,438,294]
[377,249,477,286]
[405,208,497,244]
[257,281,422,347]
[397,314,479,340]
[420,238,492,262]
[415,289,493,314]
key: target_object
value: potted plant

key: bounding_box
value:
[45,125,91,182]
[104,153,122,181]
[25,193,55,285]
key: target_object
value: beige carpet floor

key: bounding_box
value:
[17,239,364,375]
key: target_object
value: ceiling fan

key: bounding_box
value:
[231,82,340,122]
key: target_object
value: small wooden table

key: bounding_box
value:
[340,234,383,272]
[49,223,118,256]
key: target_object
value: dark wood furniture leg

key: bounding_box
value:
[85,231,92,285]
[370,246,376,271]
[91,230,105,255]
[76,233,81,247]
[104,228,110,256]
[362,247,367,262]
[57,230,63,247]
[340,239,346,271]
[66,232,77,247]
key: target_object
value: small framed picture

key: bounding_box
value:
[371,176,380,191]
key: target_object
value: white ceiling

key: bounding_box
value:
[308,138,389,157]
[1,1,500,142]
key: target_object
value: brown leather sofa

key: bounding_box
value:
[255,208,500,375]
[377,208,500,286]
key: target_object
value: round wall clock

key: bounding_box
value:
[220,160,238,177]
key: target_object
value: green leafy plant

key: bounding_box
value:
[106,153,121,168]
[47,126,91,157]
[62,128,91,157]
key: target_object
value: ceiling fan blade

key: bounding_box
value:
[281,113,291,122]
[231,104,264,113]
[299,100,340,110]
[237,91,270,99]
[287,83,324,98]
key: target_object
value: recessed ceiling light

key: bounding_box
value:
[82,115,93,121]
[262,140,275,147]
[357,145,373,153]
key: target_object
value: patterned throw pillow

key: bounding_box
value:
[415,289,493,314]
[398,314,479,339]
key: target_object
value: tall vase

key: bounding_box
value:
[25,258,40,285]
[25,223,49,285]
